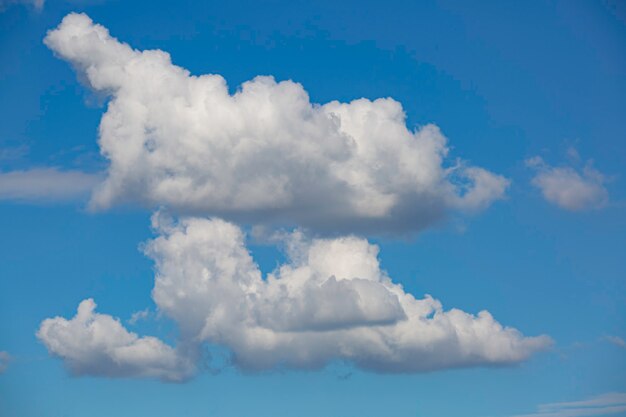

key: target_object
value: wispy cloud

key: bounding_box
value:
[511,392,626,417]
[127,308,151,325]
[0,168,101,203]
[0,145,29,161]
[0,351,11,374]
[0,0,44,12]
[605,336,626,349]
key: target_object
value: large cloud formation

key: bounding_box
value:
[37,13,548,381]
[44,13,508,234]
[38,214,551,378]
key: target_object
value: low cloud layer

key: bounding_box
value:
[37,299,195,381]
[527,155,609,212]
[44,13,508,234]
[511,392,626,417]
[0,168,100,203]
[39,215,551,378]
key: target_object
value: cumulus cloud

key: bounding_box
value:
[37,299,195,381]
[510,392,626,417]
[37,13,545,381]
[0,168,100,203]
[0,351,11,374]
[165,215,550,372]
[527,155,609,211]
[38,215,550,377]
[43,13,508,234]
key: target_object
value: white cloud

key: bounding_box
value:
[605,335,626,349]
[37,215,551,378]
[527,155,609,211]
[510,392,626,417]
[0,351,11,374]
[152,215,549,372]
[44,13,509,234]
[128,308,151,325]
[37,299,195,381]
[37,13,547,381]
[0,168,100,203]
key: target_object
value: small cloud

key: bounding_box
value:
[565,146,581,162]
[605,335,626,349]
[0,351,11,374]
[0,168,101,204]
[510,392,626,417]
[526,152,609,211]
[128,308,151,325]
[37,299,195,382]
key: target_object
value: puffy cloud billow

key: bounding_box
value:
[38,214,551,377]
[37,298,195,381]
[526,155,609,212]
[44,13,509,234]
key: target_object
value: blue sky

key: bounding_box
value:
[0,1,625,416]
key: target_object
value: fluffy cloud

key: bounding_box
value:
[44,13,508,234]
[527,155,609,211]
[511,392,626,417]
[38,215,550,377]
[0,168,100,203]
[150,215,550,372]
[0,351,10,374]
[37,299,195,381]
[37,13,546,381]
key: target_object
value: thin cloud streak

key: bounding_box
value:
[604,336,626,349]
[0,351,11,374]
[0,168,101,203]
[511,393,626,417]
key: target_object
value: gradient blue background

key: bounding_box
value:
[1,1,625,416]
